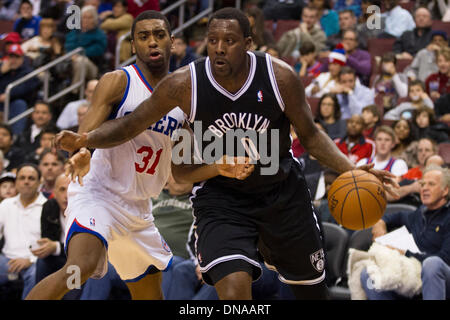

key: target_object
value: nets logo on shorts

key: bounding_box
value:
[310,249,325,273]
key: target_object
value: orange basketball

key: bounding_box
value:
[327,170,387,230]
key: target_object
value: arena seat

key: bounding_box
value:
[300,75,314,87]
[432,20,450,36]
[273,19,299,42]
[368,38,396,58]
[438,142,450,164]
[306,97,320,116]
[0,20,14,34]
[396,58,412,72]
[384,203,418,215]
[322,222,351,300]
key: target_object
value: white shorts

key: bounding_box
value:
[64,183,173,281]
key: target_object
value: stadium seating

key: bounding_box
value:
[432,20,450,35]
[438,142,450,164]
[384,203,418,215]
[273,19,300,42]
[323,222,351,300]
[306,97,320,116]
[368,38,396,58]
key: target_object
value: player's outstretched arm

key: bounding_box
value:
[56,68,191,152]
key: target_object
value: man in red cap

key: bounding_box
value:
[1,32,22,61]
[0,43,40,135]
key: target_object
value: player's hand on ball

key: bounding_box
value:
[216,155,255,180]
[356,163,400,199]
[54,130,88,154]
[65,147,91,186]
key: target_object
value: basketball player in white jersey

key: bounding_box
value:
[26,11,186,300]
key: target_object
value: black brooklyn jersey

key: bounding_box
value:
[188,51,294,193]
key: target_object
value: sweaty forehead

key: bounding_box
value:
[208,19,242,36]
[135,19,168,34]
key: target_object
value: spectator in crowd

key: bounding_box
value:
[38,149,65,199]
[381,0,415,39]
[335,114,376,164]
[23,123,59,165]
[405,30,448,83]
[57,79,98,130]
[169,34,199,72]
[425,0,450,21]
[31,173,129,300]
[297,41,322,77]
[13,0,41,41]
[392,118,420,169]
[315,93,346,139]
[357,0,384,41]
[384,79,434,121]
[372,52,409,110]
[67,102,89,133]
[305,45,346,97]
[386,138,439,206]
[14,101,53,155]
[310,0,339,37]
[262,0,305,21]
[0,43,40,135]
[0,163,46,299]
[126,0,159,18]
[0,0,20,20]
[362,165,450,300]
[65,5,107,92]
[403,137,438,181]
[356,125,408,179]
[334,0,362,16]
[434,93,450,122]
[0,123,25,172]
[100,0,133,65]
[279,4,326,57]
[412,106,449,144]
[341,29,372,86]
[0,173,17,202]
[31,173,69,288]
[362,104,381,139]
[0,32,22,60]
[276,16,312,60]
[425,47,450,101]
[326,9,366,51]
[244,6,275,52]
[332,66,375,119]
[20,17,55,62]
[393,7,433,60]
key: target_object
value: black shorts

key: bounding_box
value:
[191,161,325,286]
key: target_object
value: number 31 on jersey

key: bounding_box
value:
[135,146,163,175]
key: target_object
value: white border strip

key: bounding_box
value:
[199,254,262,273]
[188,62,197,122]
[205,51,256,101]
[265,53,285,112]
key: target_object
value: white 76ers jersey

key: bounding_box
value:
[69,64,185,210]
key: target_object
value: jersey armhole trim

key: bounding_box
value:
[265,53,286,112]
[108,68,130,120]
[188,62,197,123]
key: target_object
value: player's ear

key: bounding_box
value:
[170,34,175,49]
[244,36,253,51]
[131,38,136,55]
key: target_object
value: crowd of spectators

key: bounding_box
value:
[0,0,448,300]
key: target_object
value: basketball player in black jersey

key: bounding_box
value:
[56,8,398,299]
